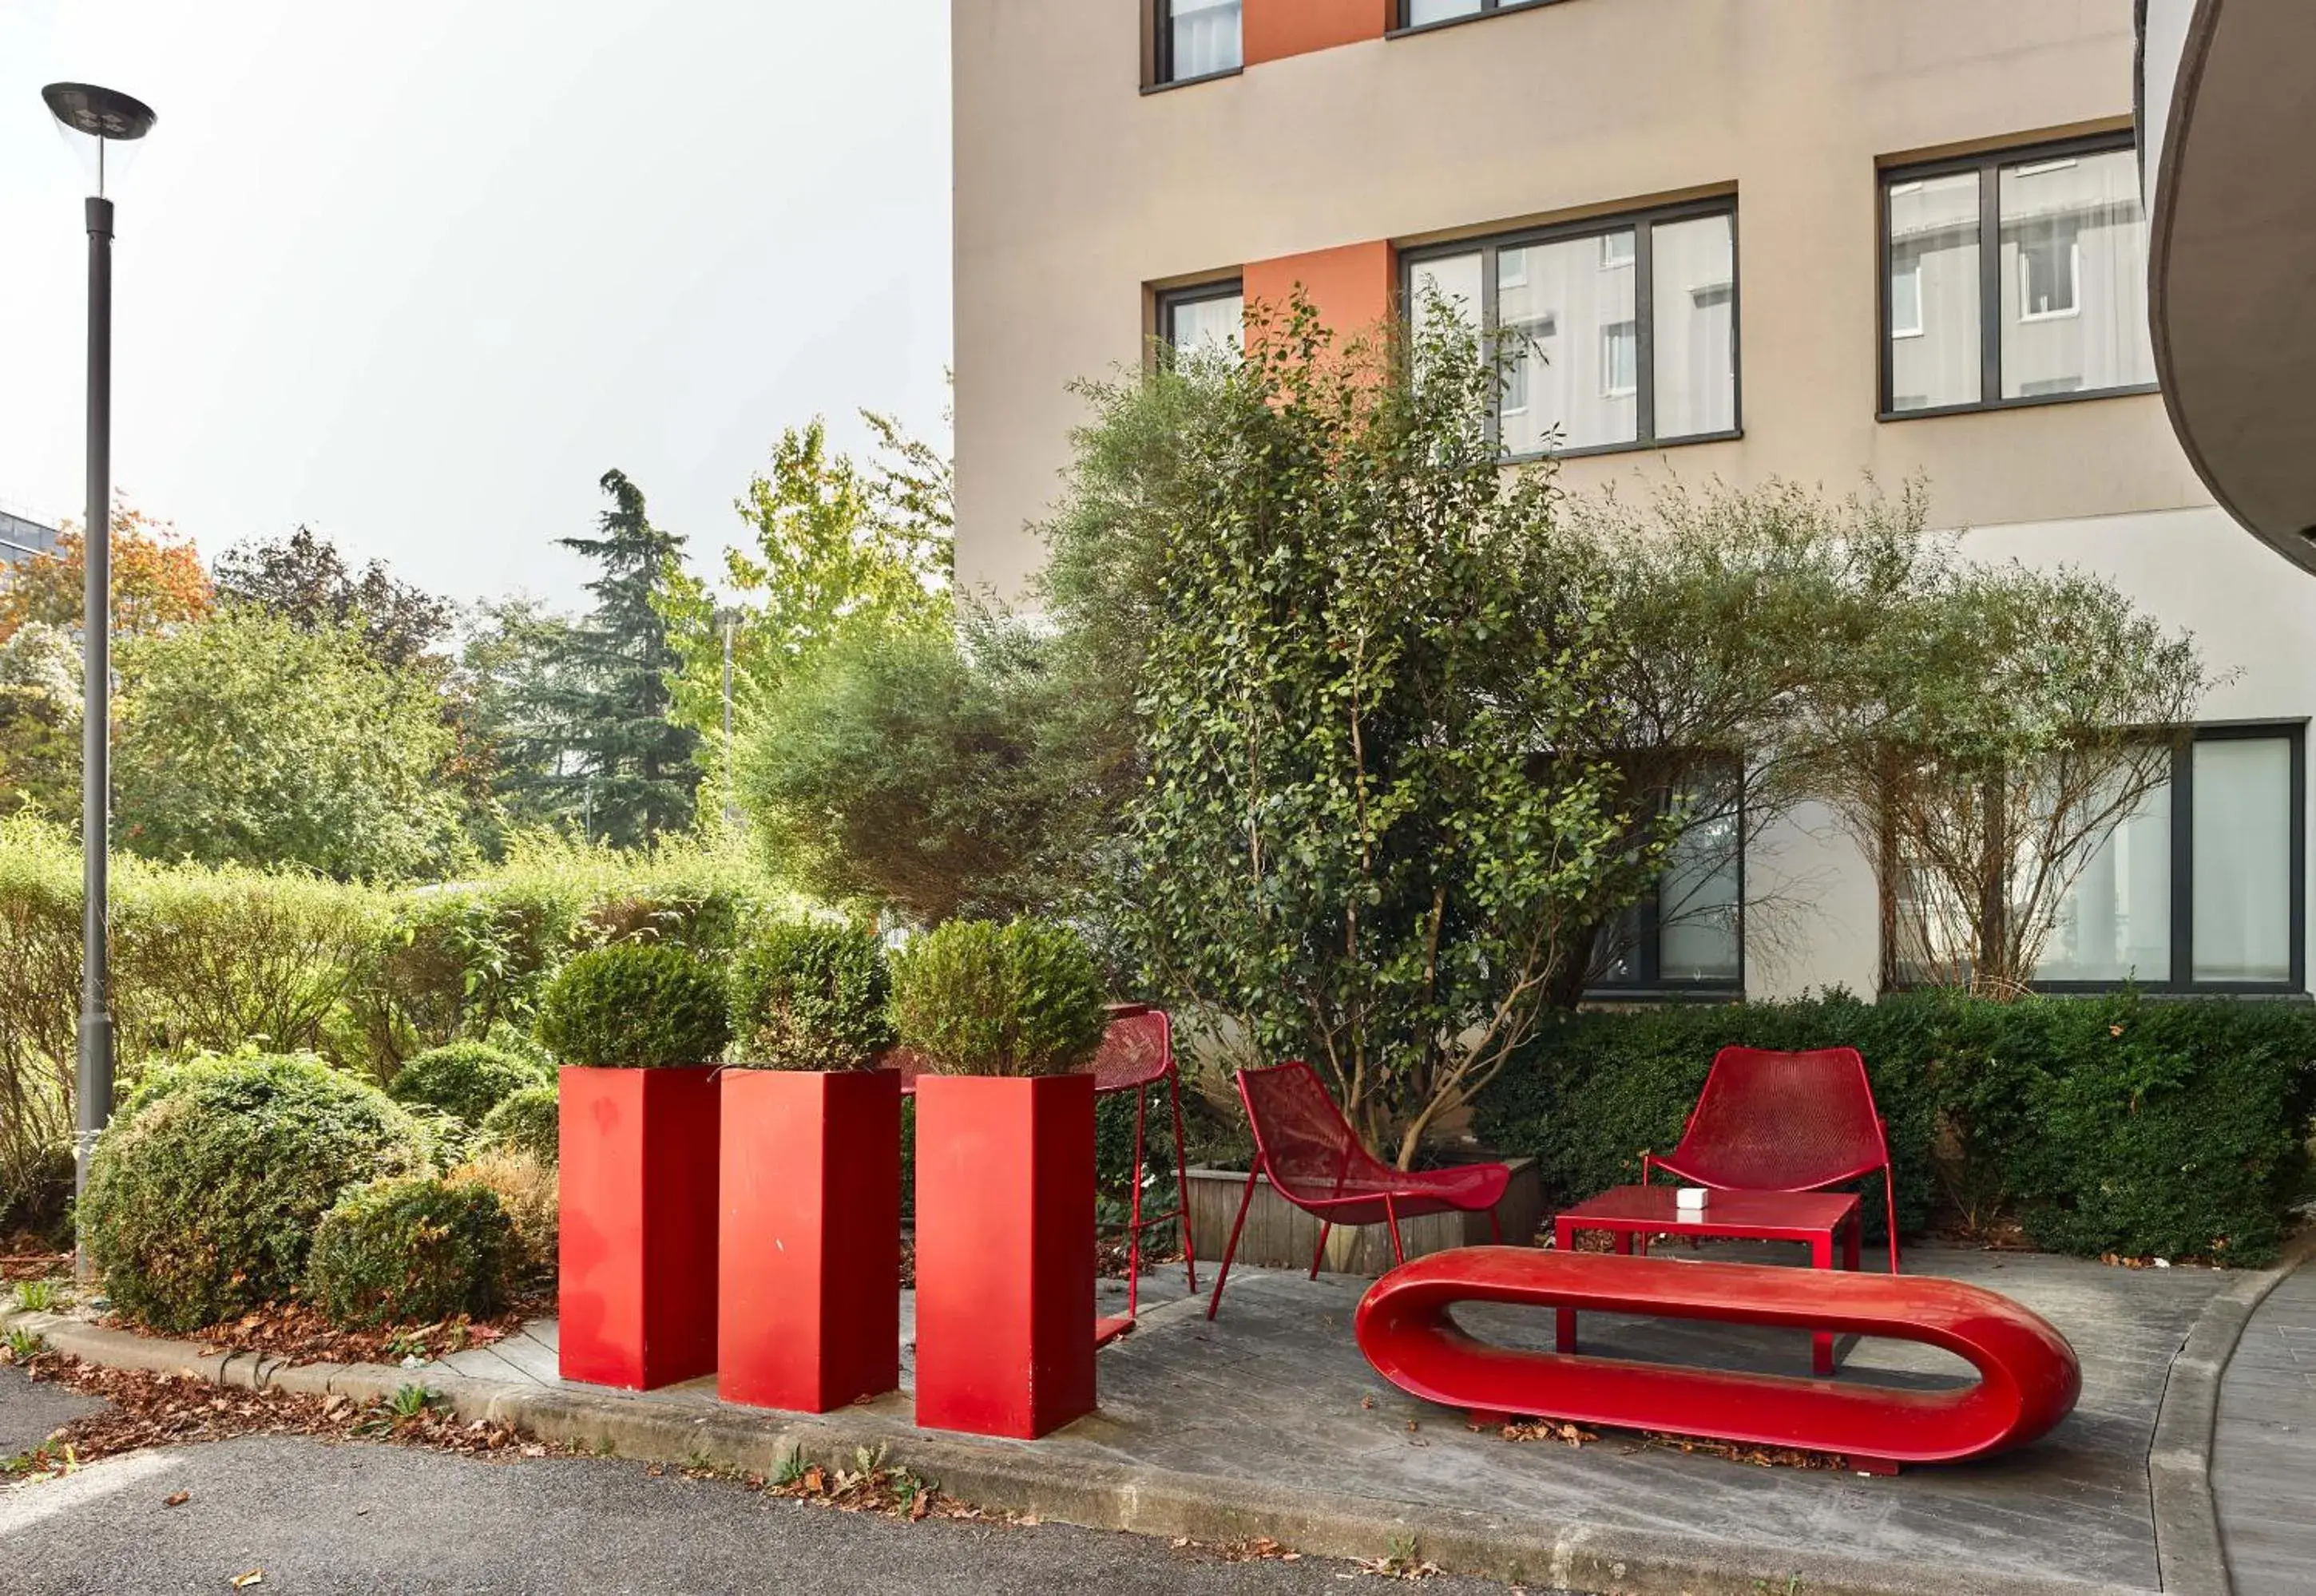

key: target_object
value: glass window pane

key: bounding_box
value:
[2037,778,2171,982]
[1886,172,1981,411]
[2000,148,2155,400]
[1407,0,1485,22]
[1660,804,1742,983]
[1410,252,1482,339]
[1651,212,1737,438]
[1168,292,1243,358]
[1499,231,1636,454]
[1169,0,1241,79]
[2191,738,2293,983]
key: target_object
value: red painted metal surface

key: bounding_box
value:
[718,1069,900,1413]
[914,1073,1097,1440]
[1208,1060,1510,1319]
[1354,1248,2082,1473]
[1644,1047,1902,1273]
[1555,1186,1862,1375]
[557,1066,721,1390]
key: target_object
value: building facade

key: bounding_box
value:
[952,0,2314,1000]
[0,509,61,567]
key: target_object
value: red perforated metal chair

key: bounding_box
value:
[886,1005,1197,1332]
[1642,1046,1901,1273]
[1206,1060,1512,1321]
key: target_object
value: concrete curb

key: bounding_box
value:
[2,1303,2153,1596]
[2145,1229,2316,1595]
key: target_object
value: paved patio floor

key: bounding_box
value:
[2214,1263,2316,1595]
[424,1243,2223,1592]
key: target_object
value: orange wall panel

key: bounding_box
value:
[1243,0,1391,66]
[1242,240,1399,341]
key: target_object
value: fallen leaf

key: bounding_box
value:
[232,1571,264,1590]
[163,1490,188,1507]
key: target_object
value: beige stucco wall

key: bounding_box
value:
[953,0,2215,599]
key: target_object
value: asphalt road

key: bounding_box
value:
[1,1372,1512,1595]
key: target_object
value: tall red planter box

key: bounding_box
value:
[914,1072,1097,1439]
[718,1069,902,1412]
[557,1065,720,1390]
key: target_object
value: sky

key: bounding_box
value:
[0,0,954,613]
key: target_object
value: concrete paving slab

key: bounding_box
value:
[2214,1263,2316,1596]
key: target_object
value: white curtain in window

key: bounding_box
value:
[1407,0,1486,22]
[1170,293,1243,357]
[2191,738,2293,982]
[1886,172,1981,411]
[1171,0,1242,79]
[2036,779,2172,982]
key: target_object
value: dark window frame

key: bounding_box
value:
[1878,130,2159,422]
[1889,723,2307,996]
[1390,1,1571,38]
[1588,779,1749,1000]
[1155,279,1245,363]
[1150,0,1244,90]
[1400,195,1743,461]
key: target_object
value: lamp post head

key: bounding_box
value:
[41,82,157,197]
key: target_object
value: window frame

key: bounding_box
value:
[1155,279,1245,364]
[1390,0,1571,38]
[1878,131,2159,422]
[1151,0,1244,90]
[1400,194,1743,461]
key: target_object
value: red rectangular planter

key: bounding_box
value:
[557,1065,720,1390]
[914,1072,1096,1440]
[718,1068,902,1412]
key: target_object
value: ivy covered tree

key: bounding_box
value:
[538,470,701,847]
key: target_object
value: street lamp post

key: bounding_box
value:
[42,82,157,1274]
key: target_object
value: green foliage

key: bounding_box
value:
[1473,992,2316,1265]
[80,1054,433,1332]
[306,1175,513,1329]
[112,608,470,883]
[728,920,895,1071]
[477,1085,560,1167]
[0,623,81,824]
[536,945,730,1068]
[890,919,1107,1077]
[389,1042,552,1125]
[1047,295,1645,1166]
[212,525,454,672]
[447,1150,557,1281]
[733,617,1115,925]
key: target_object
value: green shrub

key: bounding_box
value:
[728,921,894,1071]
[81,1054,433,1331]
[1473,992,2316,1266]
[447,1150,557,1282]
[389,1041,552,1124]
[534,945,730,1068]
[890,918,1106,1077]
[305,1175,514,1328]
[477,1085,559,1167]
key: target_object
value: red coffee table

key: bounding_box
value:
[1553,1185,1863,1375]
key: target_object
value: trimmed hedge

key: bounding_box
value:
[890,918,1108,1077]
[389,1041,552,1124]
[536,945,730,1068]
[305,1174,514,1328]
[478,1085,559,1168]
[1473,992,2316,1267]
[728,920,894,1071]
[81,1054,434,1331]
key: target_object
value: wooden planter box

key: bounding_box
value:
[914,1072,1096,1440]
[1184,1156,1543,1278]
[718,1069,901,1412]
[557,1065,721,1390]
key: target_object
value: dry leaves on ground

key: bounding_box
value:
[171,1297,549,1369]
[1,1252,71,1285]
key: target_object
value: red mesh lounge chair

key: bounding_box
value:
[1642,1046,1902,1273]
[1206,1059,1512,1321]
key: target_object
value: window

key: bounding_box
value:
[2033,727,2305,991]
[1160,282,1244,360]
[1398,0,1561,28]
[1595,787,1745,992]
[1402,198,1739,458]
[1882,136,2155,416]
[1159,0,1241,84]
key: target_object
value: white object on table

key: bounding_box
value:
[1675,1186,1710,1213]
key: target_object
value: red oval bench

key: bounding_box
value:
[1354,1247,2080,1474]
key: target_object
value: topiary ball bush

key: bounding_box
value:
[478,1085,559,1168]
[890,917,1108,1077]
[390,1040,553,1124]
[81,1054,433,1333]
[728,919,895,1071]
[305,1174,514,1329]
[534,944,731,1068]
